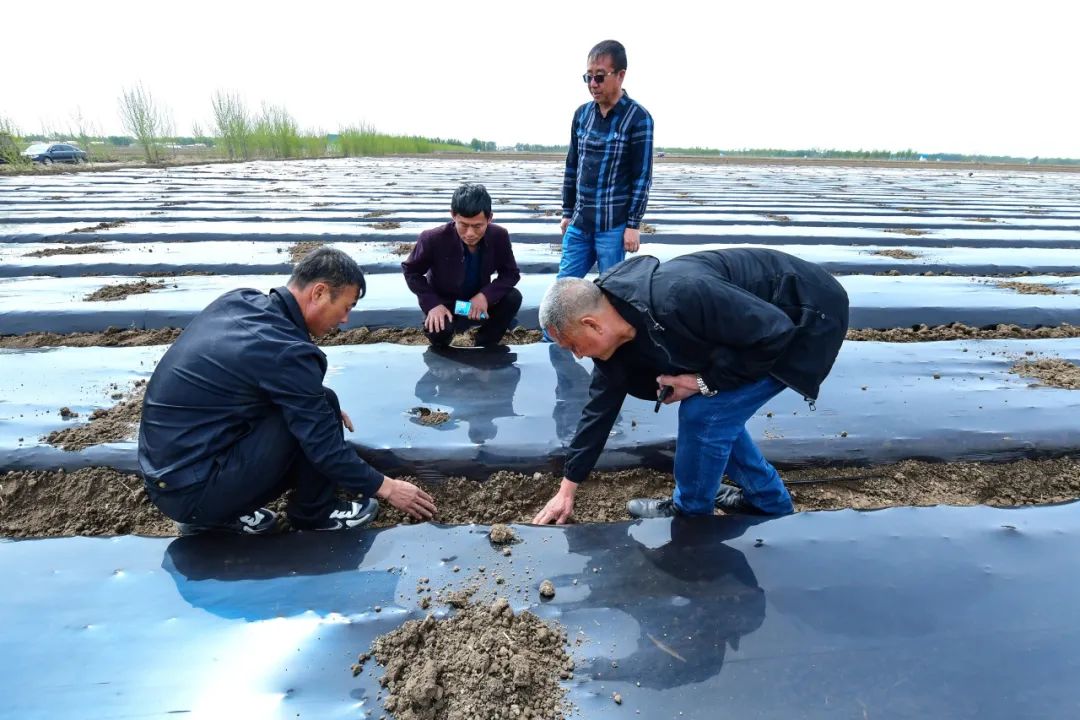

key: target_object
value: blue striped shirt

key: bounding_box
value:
[562,91,654,233]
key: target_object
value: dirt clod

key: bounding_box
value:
[993,280,1067,296]
[366,601,571,720]
[539,580,556,599]
[410,407,451,426]
[489,523,519,545]
[883,227,930,236]
[390,241,415,256]
[368,221,402,230]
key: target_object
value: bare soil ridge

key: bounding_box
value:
[3,457,1077,538]
[3,323,1078,349]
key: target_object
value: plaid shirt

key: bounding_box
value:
[562,91,654,233]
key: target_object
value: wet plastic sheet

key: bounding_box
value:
[3,503,1080,719]
[3,273,1080,335]
[3,340,1079,475]
[4,240,1080,278]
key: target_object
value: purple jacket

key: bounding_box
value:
[402,221,521,314]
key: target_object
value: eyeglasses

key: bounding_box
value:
[582,72,619,85]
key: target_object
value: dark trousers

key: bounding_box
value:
[151,388,343,526]
[425,287,522,347]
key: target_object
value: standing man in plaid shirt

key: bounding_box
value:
[558,39,655,281]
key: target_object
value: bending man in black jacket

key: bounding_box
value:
[139,247,437,535]
[531,248,849,523]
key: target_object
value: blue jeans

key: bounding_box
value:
[673,377,794,516]
[557,223,627,278]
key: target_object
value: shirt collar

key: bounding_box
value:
[593,90,632,116]
[271,286,310,335]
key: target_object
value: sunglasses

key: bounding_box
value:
[582,72,620,84]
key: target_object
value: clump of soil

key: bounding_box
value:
[1010,357,1080,389]
[363,210,392,219]
[411,407,451,426]
[883,227,930,236]
[0,467,173,538]
[368,221,402,230]
[846,322,1080,342]
[871,248,922,260]
[84,279,167,302]
[760,213,791,223]
[390,241,415,256]
[489,523,519,544]
[24,244,115,258]
[44,382,145,451]
[4,458,1080,539]
[993,280,1069,296]
[538,580,556,599]
[639,222,657,234]
[364,600,571,720]
[971,216,999,223]
[68,220,128,234]
[288,240,325,263]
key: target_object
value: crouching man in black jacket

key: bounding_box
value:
[531,248,849,523]
[139,247,436,535]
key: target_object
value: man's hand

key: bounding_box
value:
[657,373,700,403]
[468,292,489,320]
[560,217,571,234]
[376,477,437,521]
[341,410,354,433]
[623,227,641,253]
[424,305,452,333]
[531,478,578,525]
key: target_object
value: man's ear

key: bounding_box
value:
[580,315,603,334]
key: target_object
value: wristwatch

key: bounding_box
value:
[695,374,718,397]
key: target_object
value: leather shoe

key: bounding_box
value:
[627,497,680,519]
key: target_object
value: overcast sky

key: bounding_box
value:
[2,0,1076,157]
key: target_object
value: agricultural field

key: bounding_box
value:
[3,157,1080,718]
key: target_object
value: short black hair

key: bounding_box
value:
[588,39,627,72]
[288,246,366,299]
[451,183,492,219]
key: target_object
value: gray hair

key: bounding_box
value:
[539,278,603,334]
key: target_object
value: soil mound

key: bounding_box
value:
[24,244,114,258]
[84,279,167,302]
[44,382,145,451]
[0,467,172,538]
[287,240,326,263]
[1010,357,1080,389]
[364,600,571,720]
[871,248,921,260]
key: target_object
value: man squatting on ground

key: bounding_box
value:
[402,183,522,347]
[138,248,437,534]
[556,39,654,282]
[531,248,850,524]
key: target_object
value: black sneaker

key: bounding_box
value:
[627,497,680,519]
[298,498,380,531]
[177,507,280,536]
[714,485,766,515]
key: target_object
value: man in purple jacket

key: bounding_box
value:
[402,183,522,347]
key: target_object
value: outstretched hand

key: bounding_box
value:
[377,477,437,521]
[531,478,578,525]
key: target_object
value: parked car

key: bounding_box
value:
[21,142,89,164]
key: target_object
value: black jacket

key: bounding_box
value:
[138,286,385,496]
[563,248,849,482]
